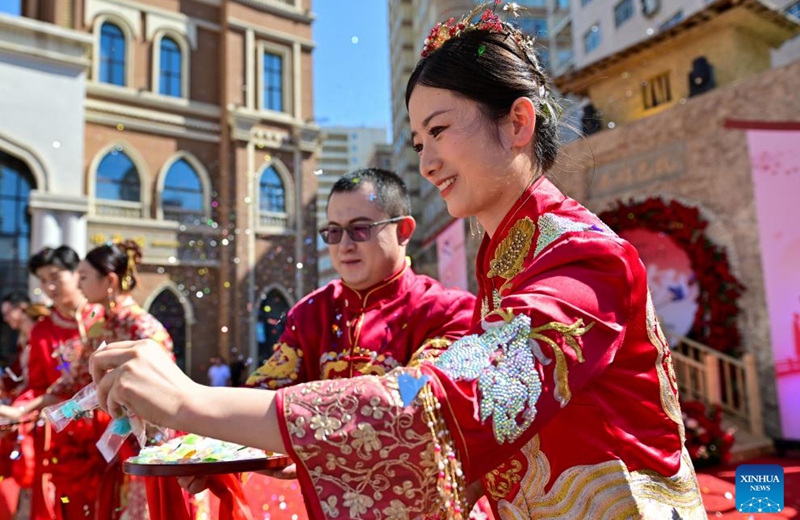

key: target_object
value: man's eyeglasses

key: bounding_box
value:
[319,217,407,245]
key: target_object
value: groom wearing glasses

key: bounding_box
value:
[246,167,476,387]
[178,169,478,517]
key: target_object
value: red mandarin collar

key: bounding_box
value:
[477,176,565,277]
[51,302,103,328]
[339,259,412,311]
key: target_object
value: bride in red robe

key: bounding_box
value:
[89,4,707,518]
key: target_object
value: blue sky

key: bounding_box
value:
[312,0,392,133]
[0,0,21,16]
[0,0,392,132]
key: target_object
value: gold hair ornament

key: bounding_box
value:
[119,247,138,293]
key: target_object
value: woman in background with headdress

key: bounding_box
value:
[75,240,174,519]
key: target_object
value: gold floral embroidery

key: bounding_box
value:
[487,217,535,291]
[282,371,442,519]
[321,351,402,379]
[245,342,302,388]
[645,290,683,429]
[481,290,504,318]
[529,319,594,407]
[484,459,524,501]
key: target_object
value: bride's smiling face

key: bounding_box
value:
[409,86,514,221]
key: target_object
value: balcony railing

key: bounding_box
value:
[668,332,764,439]
[163,207,206,226]
[259,210,289,229]
[95,200,143,219]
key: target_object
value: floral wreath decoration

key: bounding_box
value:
[598,197,744,355]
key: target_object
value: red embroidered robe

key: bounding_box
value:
[241,262,476,520]
[80,299,174,520]
[276,178,706,519]
[246,261,476,388]
[26,305,104,520]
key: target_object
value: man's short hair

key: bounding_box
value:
[1,291,30,307]
[28,245,80,275]
[329,168,411,217]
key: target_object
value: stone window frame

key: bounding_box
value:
[255,158,294,233]
[88,142,149,219]
[257,40,293,116]
[92,14,136,87]
[152,29,191,99]
[155,151,212,225]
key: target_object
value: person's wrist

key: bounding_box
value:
[174,381,204,432]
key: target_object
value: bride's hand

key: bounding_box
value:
[90,339,197,428]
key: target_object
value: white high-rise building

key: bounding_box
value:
[315,126,388,286]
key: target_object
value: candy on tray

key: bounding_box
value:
[127,434,271,465]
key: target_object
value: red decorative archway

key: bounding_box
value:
[599,198,744,355]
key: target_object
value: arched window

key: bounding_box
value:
[159,36,182,97]
[162,158,204,225]
[99,22,126,86]
[94,148,142,217]
[0,150,35,362]
[258,166,287,228]
[148,289,188,373]
[256,290,290,364]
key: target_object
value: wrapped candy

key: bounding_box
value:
[42,382,100,432]
[43,346,162,462]
[128,434,268,465]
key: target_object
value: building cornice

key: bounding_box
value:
[86,0,221,32]
[86,98,221,143]
[29,190,90,213]
[227,107,322,151]
[232,0,315,24]
[87,214,220,233]
[228,18,315,50]
[0,14,92,69]
[87,83,221,118]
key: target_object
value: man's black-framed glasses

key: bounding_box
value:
[319,217,407,245]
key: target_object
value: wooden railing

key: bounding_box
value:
[668,333,764,439]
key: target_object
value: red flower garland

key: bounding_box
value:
[599,198,745,355]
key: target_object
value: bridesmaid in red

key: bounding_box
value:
[0,246,104,520]
[75,240,175,520]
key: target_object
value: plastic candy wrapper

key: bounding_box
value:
[96,415,147,462]
[42,340,170,462]
[127,434,268,465]
[42,382,100,432]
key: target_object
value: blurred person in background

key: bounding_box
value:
[0,246,103,520]
[72,240,174,520]
[207,356,231,387]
